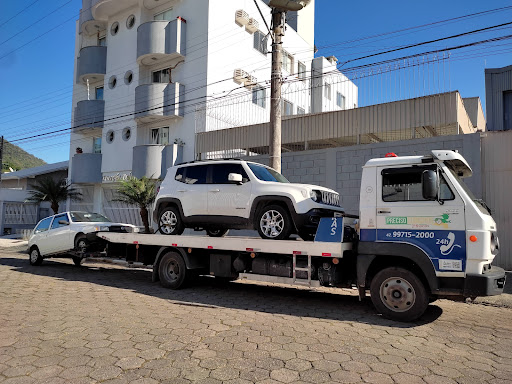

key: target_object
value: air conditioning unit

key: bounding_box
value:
[233,69,249,84]
[245,18,259,33]
[244,75,258,88]
[235,9,249,26]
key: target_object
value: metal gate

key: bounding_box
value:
[481,131,512,270]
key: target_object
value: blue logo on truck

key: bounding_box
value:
[315,217,343,243]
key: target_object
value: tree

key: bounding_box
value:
[26,177,82,215]
[115,176,157,233]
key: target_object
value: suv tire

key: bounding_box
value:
[206,228,229,237]
[158,206,185,235]
[256,204,293,240]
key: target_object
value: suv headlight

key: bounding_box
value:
[310,190,321,202]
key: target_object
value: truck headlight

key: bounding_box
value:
[310,190,321,202]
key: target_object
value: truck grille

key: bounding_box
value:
[321,191,340,207]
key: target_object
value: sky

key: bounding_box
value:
[0,0,511,164]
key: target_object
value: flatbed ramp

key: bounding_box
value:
[98,233,352,258]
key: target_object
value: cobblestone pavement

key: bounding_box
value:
[1,250,511,384]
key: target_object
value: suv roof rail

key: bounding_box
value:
[175,158,243,166]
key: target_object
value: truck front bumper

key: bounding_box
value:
[463,266,506,297]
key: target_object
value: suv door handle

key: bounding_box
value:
[378,209,391,214]
[210,189,220,193]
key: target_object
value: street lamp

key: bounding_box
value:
[267,0,311,172]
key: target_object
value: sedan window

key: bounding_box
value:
[70,212,111,222]
[50,214,69,229]
[34,217,52,233]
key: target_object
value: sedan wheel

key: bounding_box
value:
[29,247,43,266]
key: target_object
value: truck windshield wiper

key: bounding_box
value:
[474,199,492,214]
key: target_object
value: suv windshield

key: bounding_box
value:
[70,212,111,222]
[445,167,490,216]
[248,163,289,183]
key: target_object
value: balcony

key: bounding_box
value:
[137,18,186,66]
[91,0,138,21]
[134,82,184,123]
[132,144,183,179]
[76,46,107,84]
[74,100,105,131]
[79,0,106,35]
[71,153,102,184]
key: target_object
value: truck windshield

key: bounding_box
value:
[248,163,289,183]
[445,167,490,216]
[70,212,112,222]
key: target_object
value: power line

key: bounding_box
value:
[0,0,42,29]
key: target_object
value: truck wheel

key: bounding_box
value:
[370,267,429,322]
[158,207,184,235]
[206,228,229,237]
[158,251,187,289]
[29,247,43,266]
[256,205,293,240]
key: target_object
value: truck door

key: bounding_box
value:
[376,165,466,273]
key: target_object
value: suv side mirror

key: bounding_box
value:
[228,173,243,184]
[58,220,69,225]
[422,170,438,200]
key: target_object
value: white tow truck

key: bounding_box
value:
[96,150,505,321]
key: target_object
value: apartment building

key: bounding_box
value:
[68,0,357,221]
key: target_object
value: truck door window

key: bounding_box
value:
[382,167,454,202]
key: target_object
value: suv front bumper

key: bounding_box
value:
[294,208,342,234]
[463,266,506,297]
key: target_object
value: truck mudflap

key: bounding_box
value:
[463,266,506,297]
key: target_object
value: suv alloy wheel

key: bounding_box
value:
[256,205,293,240]
[158,206,185,235]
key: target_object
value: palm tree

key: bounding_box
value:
[115,176,157,233]
[26,177,83,214]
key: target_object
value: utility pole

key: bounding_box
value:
[269,9,284,173]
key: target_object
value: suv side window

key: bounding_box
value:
[50,214,69,230]
[175,167,185,183]
[382,166,455,202]
[210,164,249,184]
[34,217,52,233]
[184,165,207,184]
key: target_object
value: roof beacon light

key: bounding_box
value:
[385,153,398,158]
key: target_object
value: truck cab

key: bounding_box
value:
[357,150,505,320]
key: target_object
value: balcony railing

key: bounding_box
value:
[71,153,102,184]
[132,144,182,179]
[137,18,186,65]
[134,82,184,122]
[76,46,107,84]
[74,100,105,131]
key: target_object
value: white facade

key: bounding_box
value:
[69,0,357,221]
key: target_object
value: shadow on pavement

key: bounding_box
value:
[0,256,443,327]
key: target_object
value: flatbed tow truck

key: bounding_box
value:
[95,150,506,321]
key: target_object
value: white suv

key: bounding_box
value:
[154,159,344,240]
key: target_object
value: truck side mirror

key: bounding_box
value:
[422,170,438,200]
[228,173,243,184]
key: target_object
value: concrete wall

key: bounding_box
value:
[485,65,512,131]
[246,133,482,215]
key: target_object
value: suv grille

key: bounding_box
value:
[321,191,340,207]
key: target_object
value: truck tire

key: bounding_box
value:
[29,246,43,266]
[206,228,229,237]
[370,267,429,322]
[158,207,185,235]
[158,251,188,289]
[256,204,293,240]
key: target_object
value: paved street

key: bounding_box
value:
[1,248,511,384]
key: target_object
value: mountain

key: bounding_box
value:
[1,139,46,172]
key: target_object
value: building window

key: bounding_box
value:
[124,71,133,85]
[108,76,117,89]
[324,82,331,100]
[336,92,345,109]
[253,31,268,55]
[110,21,119,36]
[126,14,136,29]
[151,127,169,145]
[153,69,169,83]
[93,137,101,153]
[282,99,293,116]
[283,51,294,74]
[95,86,104,100]
[122,127,131,141]
[154,9,173,21]
[106,130,115,144]
[297,106,305,115]
[298,61,306,80]
[252,86,266,108]
[97,35,106,46]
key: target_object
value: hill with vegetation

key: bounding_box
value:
[1,139,46,172]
